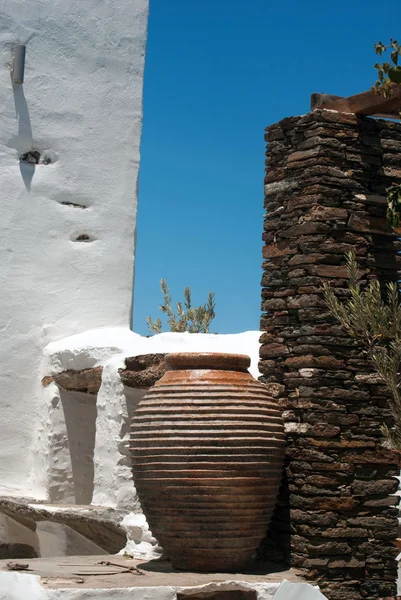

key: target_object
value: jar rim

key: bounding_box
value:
[165,352,251,371]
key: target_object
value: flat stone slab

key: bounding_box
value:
[0,555,304,590]
[0,499,126,554]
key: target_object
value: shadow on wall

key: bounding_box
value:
[120,386,147,486]
[59,391,97,505]
[0,513,39,558]
[36,521,108,557]
[47,385,145,508]
[124,386,146,425]
[12,80,34,191]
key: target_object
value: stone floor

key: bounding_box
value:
[0,555,304,590]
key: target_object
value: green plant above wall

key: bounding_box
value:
[146,279,216,334]
[374,39,401,97]
[372,39,401,230]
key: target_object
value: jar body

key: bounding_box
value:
[129,353,285,572]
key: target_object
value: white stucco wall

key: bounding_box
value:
[0,0,148,499]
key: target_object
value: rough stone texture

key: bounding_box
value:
[42,368,103,394]
[260,109,401,600]
[42,354,167,394]
[120,354,167,388]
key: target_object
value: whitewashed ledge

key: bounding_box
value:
[41,328,263,393]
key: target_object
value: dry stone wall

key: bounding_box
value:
[260,109,401,600]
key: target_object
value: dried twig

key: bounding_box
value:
[97,560,144,575]
[6,562,30,571]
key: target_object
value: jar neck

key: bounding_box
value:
[165,352,251,372]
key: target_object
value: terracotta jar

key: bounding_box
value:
[129,352,285,572]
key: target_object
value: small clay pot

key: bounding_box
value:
[129,352,285,572]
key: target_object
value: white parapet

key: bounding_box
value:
[43,328,263,378]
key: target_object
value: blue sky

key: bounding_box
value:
[132,0,400,335]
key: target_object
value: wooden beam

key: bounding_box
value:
[311,86,401,119]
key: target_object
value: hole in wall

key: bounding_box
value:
[40,152,52,165]
[20,149,53,165]
[72,234,96,243]
[61,201,88,209]
[20,150,40,164]
[53,193,91,209]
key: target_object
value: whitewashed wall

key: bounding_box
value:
[0,0,148,499]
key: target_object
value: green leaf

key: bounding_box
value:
[389,66,401,84]
[391,50,399,65]
[383,62,391,74]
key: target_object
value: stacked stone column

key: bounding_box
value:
[260,109,401,600]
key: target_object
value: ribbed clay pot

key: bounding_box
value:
[129,352,285,572]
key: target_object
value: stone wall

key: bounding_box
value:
[260,109,401,600]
